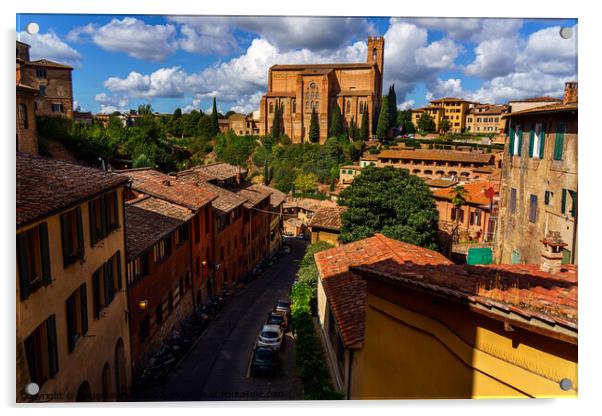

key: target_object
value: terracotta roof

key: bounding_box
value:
[429,97,472,103]
[361,152,379,161]
[433,180,498,206]
[234,185,271,208]
[16,83,37,93]
[354,262,577,333]
[271,63,374,70]
[425,178,458,188]
[308,206,348,232]
[341,165,362,171]
[503,102,578,118]
[26,59,73,70]
[467,104,507,115]
[125,198,191,261]
[377,149,494,164]
[175,174,246,213]
[119,168,215,211]
[181,163,247,182]
[315,234,452,347]
[17,153,129,227]
[283,198,336,212]
[247,184,286,208]
[510,96,562,103]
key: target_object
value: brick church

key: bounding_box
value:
[258,36,384,143]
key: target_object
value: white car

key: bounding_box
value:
[275,299,291,316]
[257,324,284,351]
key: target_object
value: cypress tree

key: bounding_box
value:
[388,85,397,128]
[210,97,219,137]
[271,102,282,140]
[309,107,320,143]
[376,95,390,141]
[359,108,369,140]
[349,116,356,140]
[329,101,344,137]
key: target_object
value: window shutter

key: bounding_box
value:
[528,124,535,157]
[561,189,567,214]
[116,251,123,291]
[80,283,88,335]
[539,123,546,159]
[60,213,70,267]
[570,190,577,218]
[113,191,119,229]
[47,315,59,377]
[89,201,96,246]
[76,207,84,258]
[517,127,523,156]
[66,294,76,353]
[24,333,38,383]
[17,233,30,300]
[100,195,108,237]
[39,223,52,286]
[92,271,101,319]
[554,122,565,160]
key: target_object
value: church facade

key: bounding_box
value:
[258,36,384,143]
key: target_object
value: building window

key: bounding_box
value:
[528,194,538,223]
[153,237,172,263]
[346,100,351,114]
[126,252,149,286]
[92,251,122,319]
[36,68,47,78]
[175,224,189,246]
[17,104,28,130]
[51,103,64,113]
[553,122,566,160]
[89,191,120,246]
[529,123,546,159]
[66,283,88,353]
[269,102,274,114]
[508,125,522,156]
[24,315,59,387]
[60,207,85,267]
[509,188,517,214]
[38,85,46,97]
[561,189,577,218]
[544,190,552,205]
[17,222,51,300]
[292,99,296,114]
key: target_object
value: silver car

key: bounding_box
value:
[257,324,283,351]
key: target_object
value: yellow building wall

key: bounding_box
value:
[356,289,577,400]
[16,187,132,402]
[310,229,340,246]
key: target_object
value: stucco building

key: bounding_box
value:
[16,83,38,154]
[412,97,474,133]
[495,82,578,265]
[466,104,509,134]
[16,41,74,120]
[17,153,132,402]
[308,206,347,246]
[258,36,384,143]
[315,233,577,399]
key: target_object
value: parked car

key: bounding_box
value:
[275,299,291,316]
[267,310,288,329]
[257,324,284,350]
[250,347,278,377]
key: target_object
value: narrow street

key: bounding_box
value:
[131,238,307,402]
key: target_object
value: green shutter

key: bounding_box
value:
[561,189,567,214]
[528,124,535,157]
[66,294,76,352]
[17,233,30,300]
[539,123,546,159]
[554,122,565,160]
[76,207,84,259]
[47,315,59,377]
[60,213,70,267]
[89,201,96,246]
[517,127,523,156]
[80,283,88,335]
[508,127,515,155]
[39,223,52,286]
[570,190,577,218]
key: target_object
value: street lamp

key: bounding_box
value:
[138,300,149,311]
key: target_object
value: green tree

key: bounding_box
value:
[359,108,369,140]
[294,172,318,193]
[450,185,468,240]
[271,101,283,140]
[440,117,451,135]
[209,97,219,137]
[348,116,358,141]
[329,101,344,137]
[215,130,256,168]
[375,95,390,142]
[417,112,436,133]
[308,107,320,143]
[338,165,440,250]
[388,85,398,128]
[132,153,154,168]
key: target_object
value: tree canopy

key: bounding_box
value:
[309,107,320,143]
[359,108,369,140]
[375,95,390,142]
[338,165,440,250]
[329,101,344,138]
[388,85,398,128]
[417,112,436,133]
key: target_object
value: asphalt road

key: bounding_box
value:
[132,237,307,402]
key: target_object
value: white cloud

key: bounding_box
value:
[17,31,81,66]
[465,37,521,79]
[68,17,177,61]
[426,78,465,101]
[408,18,522,42]
[415,38,462,69]
[517,24,577,75]
[397,100,415,110]
[168,16,375,54]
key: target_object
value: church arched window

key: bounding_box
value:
[269,102,274,114]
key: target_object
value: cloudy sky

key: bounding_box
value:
[16,14,577,114]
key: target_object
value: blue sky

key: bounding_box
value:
[16,15,577,115]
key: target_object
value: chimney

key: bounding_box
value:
[540,231,567,274]
[563,81,578,105]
